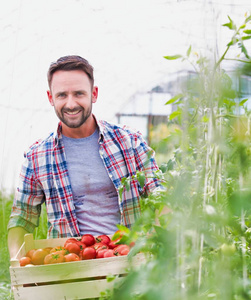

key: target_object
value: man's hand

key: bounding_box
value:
[8,227,29,259]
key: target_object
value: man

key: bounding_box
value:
[8,55,162,258]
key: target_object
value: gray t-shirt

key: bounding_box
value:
[62,129,121,236]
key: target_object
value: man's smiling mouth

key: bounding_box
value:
[64,110,82,116]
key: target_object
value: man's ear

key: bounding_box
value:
[47,90,54,106]
[92,86,98,103]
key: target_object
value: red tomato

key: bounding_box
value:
[92,242,108,251]
[96,249,108,259]
[103,249,116,258]
[64,238,80,247]
[31,249,49,265]
[19,256,32,267]
[108,240,120,249]
[81,234,95,247]
[64,253,80,262]
[114,244,130,256]
[76,241,87,250]
[44,253,65,264]
[96,234,111,245]
[65,242,81,255]
[81,247,96,260]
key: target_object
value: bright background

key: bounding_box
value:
[0,0,250,192]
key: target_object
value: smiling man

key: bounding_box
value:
[7,55,162,258]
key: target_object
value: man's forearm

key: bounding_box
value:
[8,227,29,259]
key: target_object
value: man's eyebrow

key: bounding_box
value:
[75,90,87,94]
[55,91,66,96]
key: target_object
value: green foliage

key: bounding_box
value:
[0,193,14,300]
[104,13,251,300]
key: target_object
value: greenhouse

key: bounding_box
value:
[1,1,251,299]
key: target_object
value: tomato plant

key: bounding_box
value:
[103,13,251,300]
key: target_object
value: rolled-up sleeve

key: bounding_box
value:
[8,153,45,233]
[132,131,162,195]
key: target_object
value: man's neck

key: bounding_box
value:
[61,115,97,138]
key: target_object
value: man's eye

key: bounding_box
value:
[57,93,66,98]
[76,91,84,96]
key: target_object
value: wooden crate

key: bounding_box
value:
[10,234,145,300]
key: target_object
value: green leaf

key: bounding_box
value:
[245,15,251,23]
[227,38,239,46]
[201,115,209,123]
[163,54,182,60]
[125,178,130,191]
[243,29,251,34]
[106,275,117,282]
[239,98,248,106]
[224,98,236,107]
[239,43,250,59]
[136,171,146,189]
[165,93,183,105]
[115,224,131,235]
[242,36,251,41]
[169,110,181,120]
[223,16,237,30]
[186,45,192,57]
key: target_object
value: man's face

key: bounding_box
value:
[47,70,98,130]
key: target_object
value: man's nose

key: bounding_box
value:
[66,94,76,109]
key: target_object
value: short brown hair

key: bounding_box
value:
[47,55,94,88]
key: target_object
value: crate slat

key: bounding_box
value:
[10,253,145,285]
[13,277,123,300]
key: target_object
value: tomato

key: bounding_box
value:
[65,242,81,255]
[81,234,95,247]
[92,242,108,251]
[220,243,236,256]
[108,240,120,249]
[26,249,37,259]
[96,248,109,259]
[96,234,111,245]
[44,247,53,254]
[19,256,32,267]
[81,247,96,260]
[50,246,69,255]
[64,253,80,262]
[76,241,87,250]
[103,249,116,258]
[44,252,65,264]
[64,238,78,245]
[114,244,130,256]
[31,249,49,265]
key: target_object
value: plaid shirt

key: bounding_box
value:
[8,118,161,238]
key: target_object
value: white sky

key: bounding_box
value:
[0,0,250,192]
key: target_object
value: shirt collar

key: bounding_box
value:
[53,115,105,146]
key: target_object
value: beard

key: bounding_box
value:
[55,103,92,129]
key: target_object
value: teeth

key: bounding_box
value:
[66,111,80,115]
